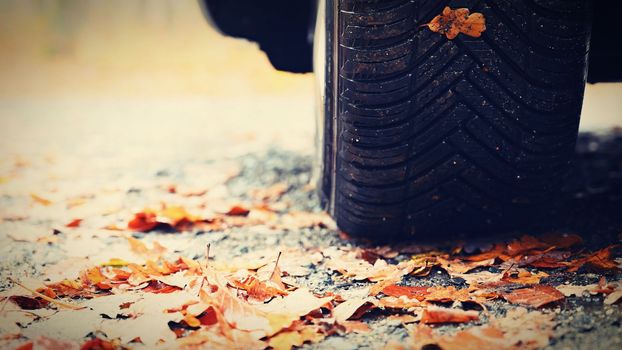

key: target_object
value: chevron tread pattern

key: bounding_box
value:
[328,0,590,237]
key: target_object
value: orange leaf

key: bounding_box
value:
[421,306,479,324]
[566,245,619,272]
[339,320,371,334]
[381,285,430,301]
[226,204,250,216]
[128,211,158,232]
[502,285,564,308]
[268,327,325,350]
[65,219,82,228]
[427,7,486,40]
[30,193,52,206]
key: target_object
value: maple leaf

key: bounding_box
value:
[420,306,479,324]
[426,7,486,40]
[502,285,564,308]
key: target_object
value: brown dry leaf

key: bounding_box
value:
[333,297,375,323]
[555,283,598,297]
[502,285,564,308]
[377,296,421,310]
[380,285,430,301]
[127,236,167,259]
[420,306,479,324]
[427,6,486,39]
[250,182,289,202]
[200,284,273,334]
[268,327,325,350]
[566,245,619,272]
[30,193,52,206]
[501,268,548,285]
[228,271,287,302]
[325,250,415,282]
[258,288,333,323]
[438,256,496,274]
[8,295,49,310]
[357,246,399,264]
[387,314,419,324]
[425,286,476,304]
[339,320,371,334]
[409,307,554,350]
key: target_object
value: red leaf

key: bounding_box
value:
[81,338,116,350]
[226,205,250,216]
[65,219,82,228]
[128,212,159,232]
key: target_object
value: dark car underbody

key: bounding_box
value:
[200,0,621,83]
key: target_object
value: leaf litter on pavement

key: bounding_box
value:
[1,153,621,350]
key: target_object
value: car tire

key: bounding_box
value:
[317,0,592,238]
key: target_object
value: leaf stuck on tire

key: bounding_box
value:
[426,7,486,39]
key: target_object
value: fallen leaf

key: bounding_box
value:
[325,250,415,282]
[250,182,288,202]
[333,298,375,323]
[426,6,486,39]
[65,219,82,228]
[30,193,52,206]
[438,256,496,274]
[555,284,598,297]
[420,306,479,324]
[9,295,49,310]
[409,307,554,350]
[502,285,564,308]
[567,245,619,272]
[268,327,325,350]
[605,289,622,305]
[381,285,430,301]
[386,314,419,324]
[226,205,250,217]
[501,269,548,285]
[339,320,371,334]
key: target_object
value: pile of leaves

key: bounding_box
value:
[1,150,621,350]
[2,231,621,349]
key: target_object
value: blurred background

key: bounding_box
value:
[0,0,619,160]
